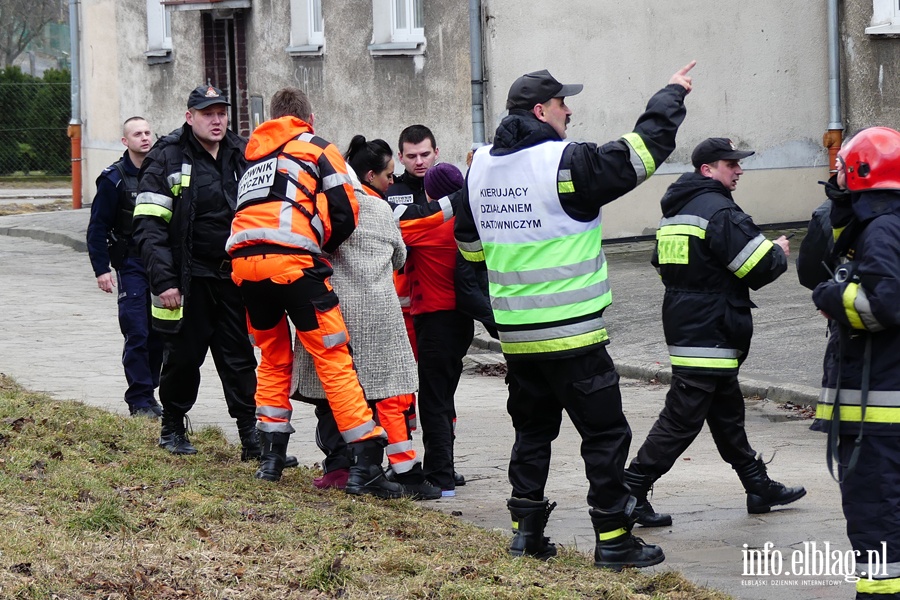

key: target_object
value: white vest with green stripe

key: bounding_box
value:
[467,141,610,357]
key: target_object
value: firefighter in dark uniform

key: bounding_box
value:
[456,62,695,571]
[86,116,164,418]
[624,137,805,527]
[809,126,900,600]
[133,86,263,461]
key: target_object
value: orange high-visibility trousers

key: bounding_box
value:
[236,254,384,444]
[374,393,418,473]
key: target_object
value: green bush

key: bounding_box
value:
[0,66,70,176]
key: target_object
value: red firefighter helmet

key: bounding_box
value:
[837,127,900,192]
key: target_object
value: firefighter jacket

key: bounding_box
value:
[455,83,688,360]
[133,123,247,332]
[811,189,900,436]
[87,151,140,275]
[226,116,357,260]
[653,172,786,377]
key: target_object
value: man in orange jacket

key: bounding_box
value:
[226,87,401,497]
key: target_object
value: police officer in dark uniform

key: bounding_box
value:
[86,116,164,418]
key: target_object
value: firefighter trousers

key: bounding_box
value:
[840,434,900,599]
[158,275,257,425]
[506,346,632,511]
[628,373,757,480]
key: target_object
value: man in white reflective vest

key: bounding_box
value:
[455,62,695,571]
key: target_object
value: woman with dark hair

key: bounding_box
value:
[294,137,441,499]
[345,135,395,198]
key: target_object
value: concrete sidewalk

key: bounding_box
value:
[0,208,853,600]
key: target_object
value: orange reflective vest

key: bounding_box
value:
[227,116,358,257]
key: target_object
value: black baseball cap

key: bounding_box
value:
[506,69,583,111]
[187,85,231,110]
[691,137,755,168]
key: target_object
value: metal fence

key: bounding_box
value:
[0,82,71,177]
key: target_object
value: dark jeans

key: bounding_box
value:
[116,257,163,410]
[159,276,257,425]
[414,310,474,490]
[629,373,756,480]
[506,347,632,511]
[839,435,900,600]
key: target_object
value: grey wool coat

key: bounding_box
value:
[292,190,418,401]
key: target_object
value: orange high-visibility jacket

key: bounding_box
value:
[227,116,358,257]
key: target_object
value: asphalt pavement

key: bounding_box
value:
[0,197,858,600]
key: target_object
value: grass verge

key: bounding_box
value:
[0,375,731,599]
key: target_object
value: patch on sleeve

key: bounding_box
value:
[388,194,414,205]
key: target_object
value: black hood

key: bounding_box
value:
[660,172,732,217]
[490,110,563,156]
[850,189,900,224]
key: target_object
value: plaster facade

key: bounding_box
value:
[77,1,882,238]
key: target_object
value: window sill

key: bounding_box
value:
[145,49,173,65]
[368,41,425,57]
[865,22,900,36]
[286,44,324,57]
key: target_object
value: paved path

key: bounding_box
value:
[0,208,858,600]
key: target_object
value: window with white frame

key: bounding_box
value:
[287,0,324,56]
[146,0,172,63]
[370,0,425,56]
[866,0,900,35]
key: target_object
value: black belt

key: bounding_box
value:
[196,258,232,274]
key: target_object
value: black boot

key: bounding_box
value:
[735,456,806,514]
[158,415,197,455]
[238,422,299,468]
[255,431,291,482]
[623,468,672,527]
[507,497,557,560]
[387,463,442,500]
[590,498,665,571]
[345,439,404,499]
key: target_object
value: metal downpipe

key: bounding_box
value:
[468,0,485,151]
[823,0,844,173]
[67,0,83,209]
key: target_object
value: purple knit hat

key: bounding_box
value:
[424,163,464,199]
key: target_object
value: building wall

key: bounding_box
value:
[841,1,900,133]
[80,0,472,201]
[79,1,837,237]
[482,0,833,236]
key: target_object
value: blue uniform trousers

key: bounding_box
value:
[116,256,164,411]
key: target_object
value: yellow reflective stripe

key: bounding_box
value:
[857,576,900,594]
[621,132,657,179]
[459,248,485,263]
[842,282,866,330]
[511,520,519,532]
[670,356,739,369]
[734,239,774,278]
[598,527,627,541]
[833,225,846,242]
[133,203,173,223]
[558,181,575,194]
[815,403,900,424]
[500,328,608,355]
[657,225,706,239]
[151,305,183,321]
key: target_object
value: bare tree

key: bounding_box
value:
[0,0,66,69]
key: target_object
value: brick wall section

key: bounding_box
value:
[200,11,250,138]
